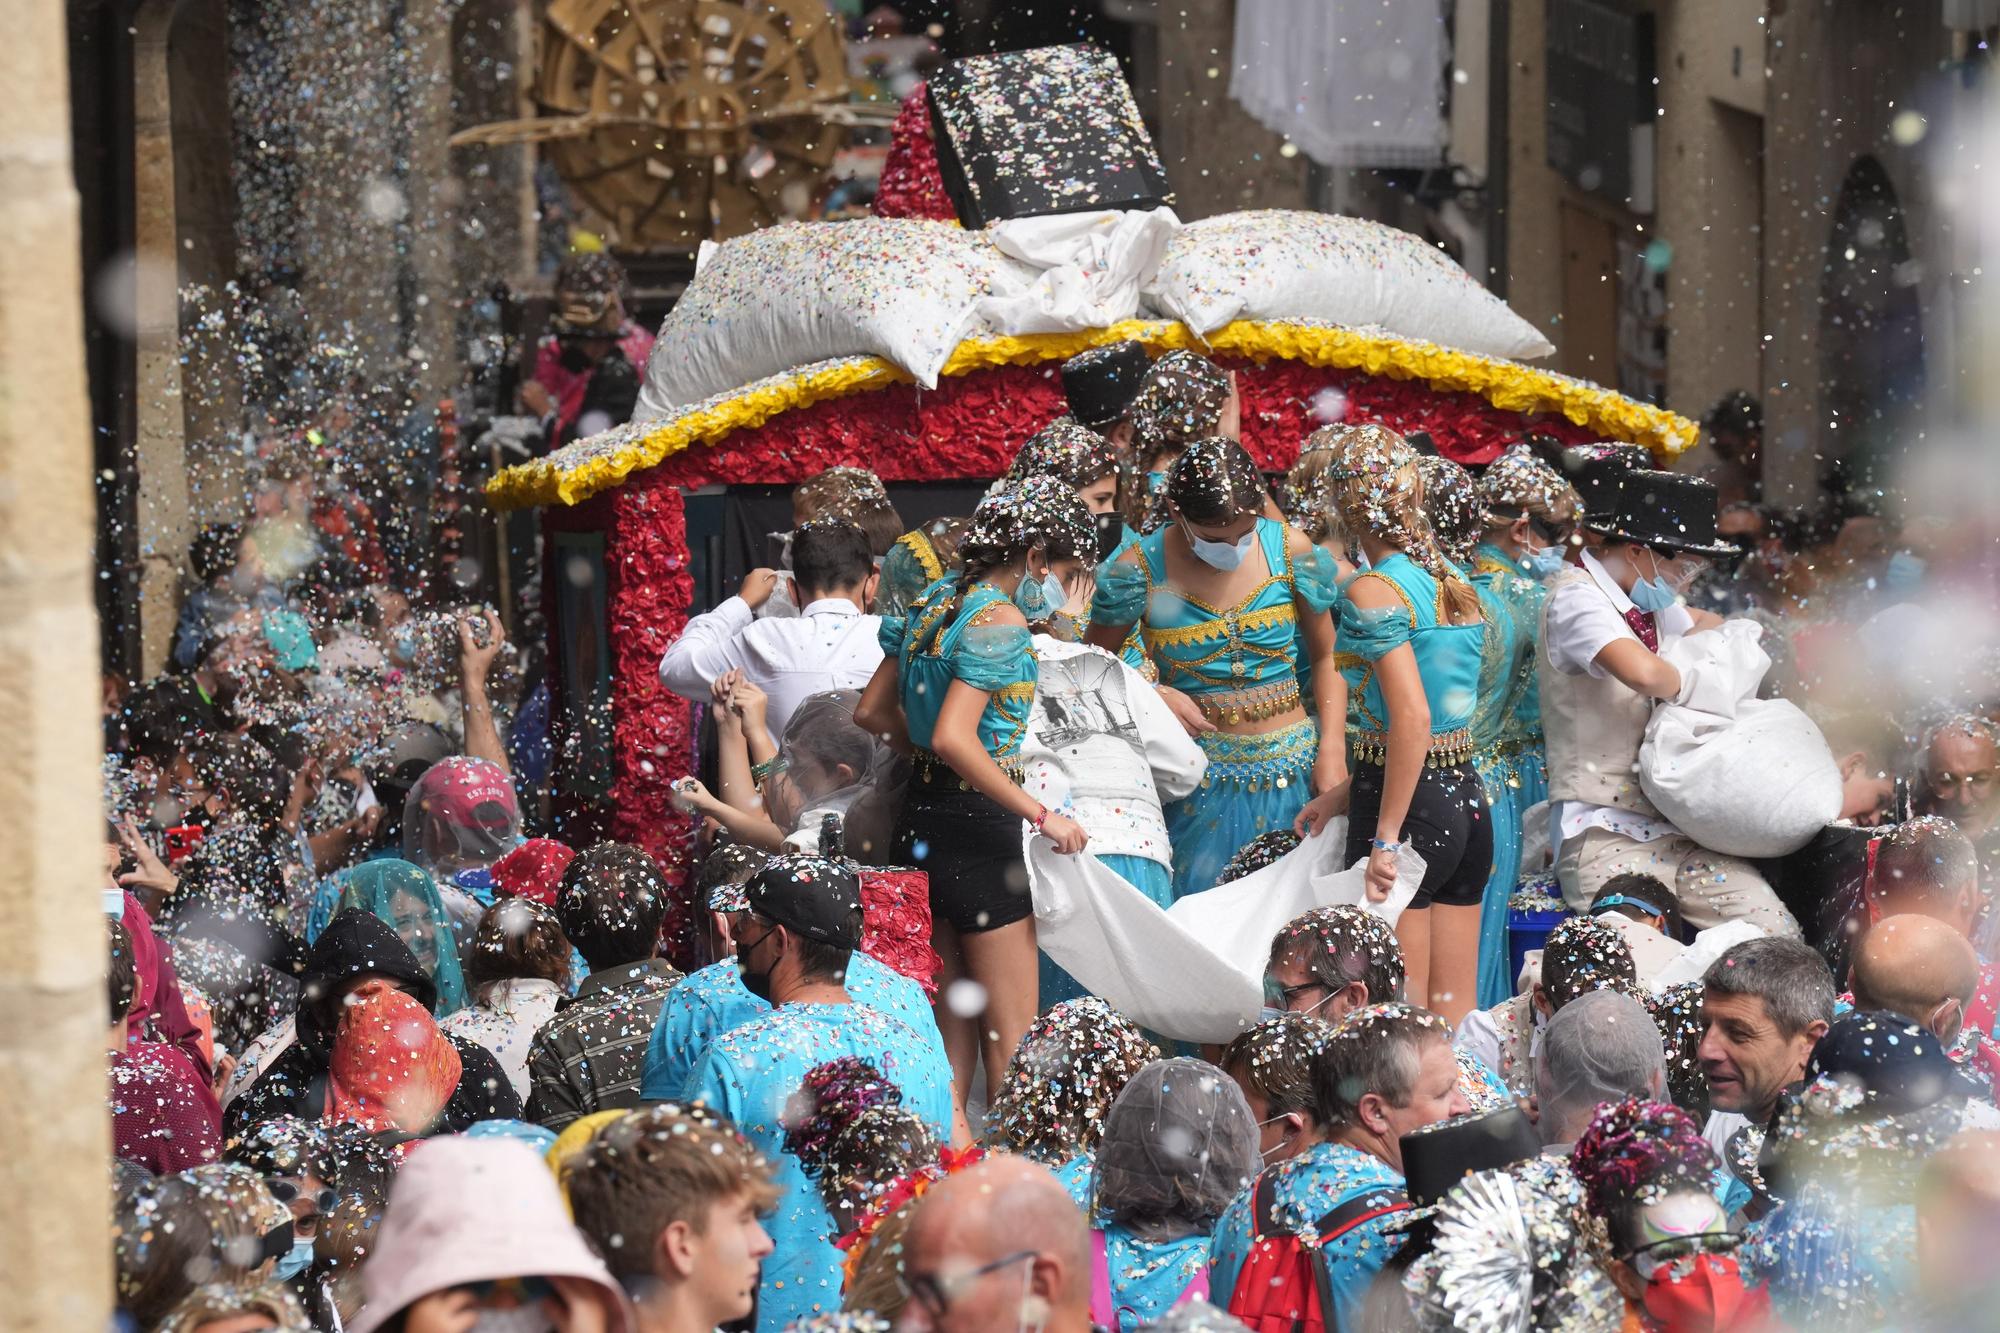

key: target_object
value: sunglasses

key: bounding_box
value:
[896,1250,1036,1317]
[267,1179,339,1216]
[463,1276,556,1307]
[1262,977,1329,1013]
[1625,1231,1743,1280]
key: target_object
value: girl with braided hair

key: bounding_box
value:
[1463,445,1582,1004]
[1085,437,1346,901]
[857,475,1096,1099]
[1293,425,1490,1024]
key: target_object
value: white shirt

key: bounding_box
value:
[1020,636,1206,866]
[658,595,883,745]
[1544,550,1695,850]
[437,976,566,1103]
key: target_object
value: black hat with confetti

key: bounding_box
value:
[1559,443,1652,526]
[1062,341,1152,428]
[747,853,863,950]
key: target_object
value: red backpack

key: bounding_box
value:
[1222,1172,1411,1333]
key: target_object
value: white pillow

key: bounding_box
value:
[635,218,1027,415]
[1144,209,1555,360]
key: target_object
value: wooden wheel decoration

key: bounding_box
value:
[456,0,850,253]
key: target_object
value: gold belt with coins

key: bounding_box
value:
[1196,680,1303,726]
[1348,727,1477,768]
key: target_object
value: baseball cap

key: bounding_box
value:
[746,853,863,949]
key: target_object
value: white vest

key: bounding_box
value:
[1536,568,1662,816]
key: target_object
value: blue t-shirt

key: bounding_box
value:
[685,1002,955,1332]
[1060,1155,1214,1333]
[639,952,935,1102]
[1209,1143,1407,1333]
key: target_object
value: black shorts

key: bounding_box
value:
[894,778,1033,934]
[1345,759,1492,909]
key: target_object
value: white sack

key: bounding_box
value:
[633,218,1032,414]
[1142,210,1554,361]
[1638,619,1842,859]
[1026,819,1424,1044]
[976,207,1182,335]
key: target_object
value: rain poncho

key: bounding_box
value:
[224,910,519,1142]
[1094,1058,1261,1239]
[324,981,462,1137]
[328,859,471,1015]
[400,756,522,876]
[762,690,910,863]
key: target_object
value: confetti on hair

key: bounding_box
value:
[1568,1097,1717,1221]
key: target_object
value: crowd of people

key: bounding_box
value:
[98,327,2000,1333]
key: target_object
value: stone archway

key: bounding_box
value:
[1817,155,1926,498]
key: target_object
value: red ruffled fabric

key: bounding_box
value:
[605,483,702,962]
[492,837,576,907]
[859,868,940,995]
[874,83,956,223]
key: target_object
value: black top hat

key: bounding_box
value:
[746,853,863,950]
[1560,444,1652,526]
[1062,341,1152,429]
[1385,1103,1541,1229]
[1593,469,1739,559]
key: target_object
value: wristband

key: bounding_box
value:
[750,757,779,784]
[1032,804,1051,833]
[1370,837,1404,854]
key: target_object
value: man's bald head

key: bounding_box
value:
[1852,915,1980,1042]
[900,1154,1091,1333]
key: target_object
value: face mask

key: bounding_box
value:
[1092,511,1125,563]
[272,1235,316,1282]
[1525,546,1569,579]
[1012,569,1065,620]
[1145,470,1167,496]
[1886,549,1926,594]
[470,1309,556,1333]
[1629,574,1681,614]
[103,886,127,917]
[1188,528,1254,572]
[390,626,419,665]
[1640,1254,1764,1332]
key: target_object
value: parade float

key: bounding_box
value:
[486,44,1699,943]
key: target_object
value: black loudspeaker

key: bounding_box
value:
[927,44,1173,229]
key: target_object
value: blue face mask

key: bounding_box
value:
[1012,569,1065,620]
[1886,550,1926,594]
[1629,575,1681,613]
[273,1235,315,1282]
[103,886,127,917]
[1525,546,1569,579]
[1145,470,1168,496]
[1188,528,1254,572]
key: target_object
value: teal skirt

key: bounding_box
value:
[1472,744,1548,1006]
[1164,718,1318,901]
[1039,853,1174,1010]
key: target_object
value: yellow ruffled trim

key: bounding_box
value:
[487,319,1697,511]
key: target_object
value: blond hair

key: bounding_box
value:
[566,1104,783,1280]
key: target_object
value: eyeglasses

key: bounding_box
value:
[1262,978,1330,1014]
[1624,1232,1743,1280]
[897,1250,1036,1318]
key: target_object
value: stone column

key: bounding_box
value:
[133,1,195,676]
[1154,0,1311,219]
[0,0,113,1328]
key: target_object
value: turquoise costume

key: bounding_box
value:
[1468,543,1551,1005]
[1334,552,1484,752]
[882,576,1038,779]
[1092,518,1340,900]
